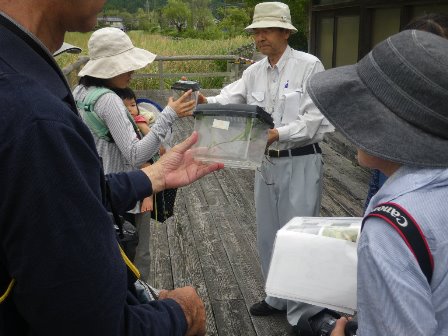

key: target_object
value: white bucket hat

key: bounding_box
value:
[245,2,298,34]
[78,27,156,79]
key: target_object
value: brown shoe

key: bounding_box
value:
[249,300,286,316]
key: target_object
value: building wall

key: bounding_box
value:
[310,0,448,69]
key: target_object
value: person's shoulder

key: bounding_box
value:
[0,73,84,147]
[290,48,321,64]
[242,57,268,77]
[89,87,123,110]
[0,73,71,122]
[248,55,269,69]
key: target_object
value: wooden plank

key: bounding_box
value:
[216,168,255,210]
[180,180,260,336]
[208,207,292,336]
[320,141,370,217]
[177,168,291,335]
[148,220,173,290]
[212,169,257,253]
[166,199,219,336]
[210,299,257,336]
[185,198,241,301]
[197,173,228,207]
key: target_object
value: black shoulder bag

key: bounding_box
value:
[149,154,177,223]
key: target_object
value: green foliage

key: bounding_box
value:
[104,0,163,12]
[218,7,250,37]
[189,0,215,31]
[57,32,252,89]
[104,0,238,13]
[101,0,309,49]
[179,26,224,40]
[161,0,216,34]
[162,0,191,32]
[135,8,161,32]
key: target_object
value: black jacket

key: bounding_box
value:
[0,14,186,336]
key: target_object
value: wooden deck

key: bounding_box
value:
[139,90,370,336]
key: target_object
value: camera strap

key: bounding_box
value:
[362,202,433,284]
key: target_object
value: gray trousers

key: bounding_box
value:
[255,151,323,326]
[133,211,152,281]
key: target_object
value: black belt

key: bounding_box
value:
[265,143,321,158]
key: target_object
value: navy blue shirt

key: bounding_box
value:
[0,14,187,335]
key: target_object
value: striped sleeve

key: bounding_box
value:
[95,93,177,168]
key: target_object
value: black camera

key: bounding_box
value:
[293,307,357,336]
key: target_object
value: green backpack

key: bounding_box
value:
[76,87,140,142]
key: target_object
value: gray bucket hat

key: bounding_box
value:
[308,30,448,167]
[245,2,297,34]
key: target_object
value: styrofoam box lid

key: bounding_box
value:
[194,103,274,128]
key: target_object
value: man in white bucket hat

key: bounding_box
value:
[199,1,334,329]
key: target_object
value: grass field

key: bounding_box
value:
[56,31,253,89]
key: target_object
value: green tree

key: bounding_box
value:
[104,0,148,13]
[134,8,160,32]
[189,0,215,31]
[218,6,250,37]
[162,0,191,33]
[120,11,137,30]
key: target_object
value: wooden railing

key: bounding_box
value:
[62,55,241,90]
[62,56,89,89]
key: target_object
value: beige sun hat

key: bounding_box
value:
[78,27,156,79]
[245,2,298,34]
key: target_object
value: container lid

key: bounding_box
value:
[171,80,201,92]
[194,104,274,128]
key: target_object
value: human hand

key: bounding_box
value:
[168,89,196,118]
[197,92,207,104]
[267,128,279,146]
[330,316,349,336]
[140,196,153,212]
[142,131,224,193]
[159,286,206,336]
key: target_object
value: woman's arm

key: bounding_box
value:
[96,93,168,167]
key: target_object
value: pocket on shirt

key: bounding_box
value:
[280,88,303,124]
[247,91,265,106]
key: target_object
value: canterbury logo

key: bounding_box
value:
[373,205,408,227]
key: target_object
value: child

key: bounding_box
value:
[115,87,154,137]
[115,87,156,213]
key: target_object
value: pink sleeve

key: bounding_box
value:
[133,115,147,124]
